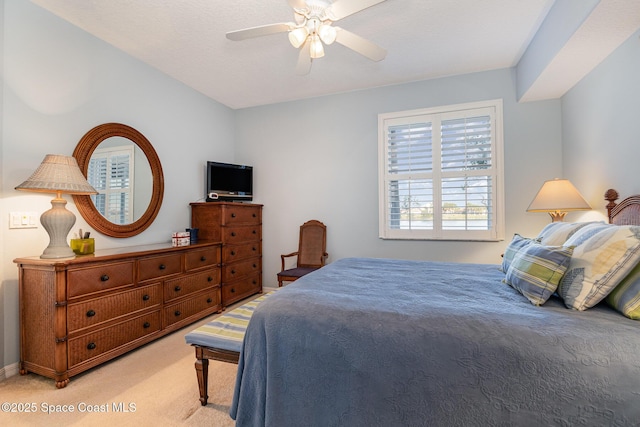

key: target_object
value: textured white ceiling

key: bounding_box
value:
[26,0,636,109]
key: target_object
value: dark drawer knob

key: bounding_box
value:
[252,213,256,218]
[200,256,207,261]
[231,250,236,256]
[86,310,96,318]
[252,230,257,234]
[100,274,109,282]
[231,213,236,218]
[143,322,151,329]
[159,264,166,270]
[142,294,150,301]
[174,310,181,317]
[231,232,236,237]
[231,269,236,275]
[207,276,213,282]
[252,279,257,285]
[253,264,257,268]
[87,342,96,350]
[174,286,182,292]
[230,288,235,293]
[207,298,213,303]
[252,247,257,251]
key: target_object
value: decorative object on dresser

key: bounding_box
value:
[15,241,222,388]
[190,202,263,307]
[277,219,328,287]
[15,155,98,259]
[527,178,591,222]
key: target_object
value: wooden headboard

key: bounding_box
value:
[605,189,640,225]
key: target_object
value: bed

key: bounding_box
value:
[229,189,640,426]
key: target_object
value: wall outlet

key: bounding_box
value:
[9,212,38,229]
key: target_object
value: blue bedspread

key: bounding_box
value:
[230,257,640,426]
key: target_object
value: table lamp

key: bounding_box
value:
[15,154,97,259]
[527,178,591,222]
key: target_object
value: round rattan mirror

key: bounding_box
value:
[72,123,164,238]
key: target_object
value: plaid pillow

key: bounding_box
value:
[501,234,537,273]
[504,243,574,306]
[606,262,640,319]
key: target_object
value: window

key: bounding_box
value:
[88,145,135,225]
[378,100,504,241]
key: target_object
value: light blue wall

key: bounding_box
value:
[235,68,563,285]
[562,29,640,205]
[0,1,234,373]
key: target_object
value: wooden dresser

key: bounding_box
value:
[14,241,222,388]
[190,202,262,307]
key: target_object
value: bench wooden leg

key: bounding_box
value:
[194,347,209,406]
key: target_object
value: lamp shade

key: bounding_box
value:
[15,154,97,195]
[527,178,591,222]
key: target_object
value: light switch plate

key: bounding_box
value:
[9,212,38,229]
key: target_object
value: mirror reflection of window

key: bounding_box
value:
[88,145,135,224]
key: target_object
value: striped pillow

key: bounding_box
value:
[606,262,640,319]
[504,243,574,306]
[501,234,537,273]
[558,225,640,311]
[536,221,605,246]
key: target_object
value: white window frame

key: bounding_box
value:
[378,99,505,241]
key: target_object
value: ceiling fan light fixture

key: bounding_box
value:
[288,26,309,48]
[317,23,337,45]
[309,35,324,58]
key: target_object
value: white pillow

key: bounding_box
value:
[536,221,605,246]
[558,224,640,311]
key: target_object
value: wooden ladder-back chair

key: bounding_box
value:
[277,220,328,287]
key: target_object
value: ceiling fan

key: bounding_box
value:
[226,0,388,75]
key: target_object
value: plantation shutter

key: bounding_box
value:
[386,121,433,231]
[440,114,493,232]
[88,146,134,225]
[379,100,504,241]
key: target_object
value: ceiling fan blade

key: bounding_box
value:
[288,0,308,11]
[327,0,387,20]
[226,23,292,41]
[296,41,312,75]
[334,27,386,61]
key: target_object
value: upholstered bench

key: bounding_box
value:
[185,290,276,405]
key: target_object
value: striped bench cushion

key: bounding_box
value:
[185,291,276,353]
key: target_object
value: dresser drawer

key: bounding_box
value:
[222,225,261,244]
[222,205,261,225]
[164,268,220,302]
[163,289,221,328]
[68,261,135,298]
[221,273,261,306]
[223,257,261,283]
[68,311,161,367]
[138,253,182,282]
[67,284,162,333]
[185,246,220,272]
[223,241,261,263]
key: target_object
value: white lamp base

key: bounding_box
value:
[40,196,76,259]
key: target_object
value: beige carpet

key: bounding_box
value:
[0,307,245,427]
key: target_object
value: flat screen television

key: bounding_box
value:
[206,161,253,202]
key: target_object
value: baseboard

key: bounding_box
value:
[0,362,20,381]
